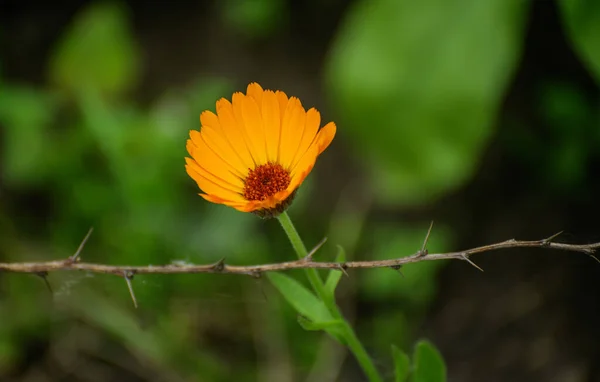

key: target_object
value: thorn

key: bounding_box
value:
[36,272,54,295]
[390,265,404,278]
[211,258,226,272]
[588,253,600,264]
[337,263,349,277]
[418,221,434,256]
[461,254,484,272]
[123,271,138,309]
[542,231,563,246]
[249,270,262,279]
[304,237,328,262]
[255,277,268,302]
[69,227,94,263]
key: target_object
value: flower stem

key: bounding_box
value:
[276,211,382,382]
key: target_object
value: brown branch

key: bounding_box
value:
[1,232,599,278]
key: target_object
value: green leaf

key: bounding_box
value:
[325,245,346,296]
[267,272,332,323]
[221,0,286,40]
[327,0,529,206]
[558,0,600,85]
[297,316,344,331]
[49,2,141,97]
[412,340,446,382]
[0,85,59,184]
[392,345,411,382]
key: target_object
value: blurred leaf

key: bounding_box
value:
[221,0,286,40]
[70,290,224,380]
[412,340,446,382]
[392,345,411,382]
[540,82,590,131]
[0,85,59,184]
[297,316,344,331]
[78,89,127,161]
[539,83,590,189]
[49,2,140,97]
[324,245,346,297]
[150,77,234,143]
[0,337,16,373]
[327,0,529,206]
[370,311,411,356]
[267,272,349,343]
[558,0,600,85]
[267,272,332,323]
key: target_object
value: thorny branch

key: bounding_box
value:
[2,226,599,307]
[2,227,599,277]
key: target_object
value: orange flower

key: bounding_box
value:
[185,83,336,218]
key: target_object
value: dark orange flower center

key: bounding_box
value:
[243,163,291,201]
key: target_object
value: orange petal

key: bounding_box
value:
[187,131,244,189]
[290,143,318,185]
[288,163,314,194]
[200,111,248,177]
[185,157,241,193]
[247,82,264,105]
[232,92,265,165]
[261,90,281,163]
[315,122,336,155]
[276,91,288,124]
[290,107,320,170]
[279,97,306,170]
[200,193,242,205]
[241,94,268,165]
[186,161,244,202]
[216,98,255,169]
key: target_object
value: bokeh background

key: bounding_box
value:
[1,0,600,381]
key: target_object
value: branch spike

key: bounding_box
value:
[337,263,349,277]
[250,270,262,279]
[69,227,94,263]
[461,254,484,272]
[212,258,226,272]
[36,272,54,295]
[418,221,434,256]
[123,271,138,309]
[543,231,563,245]
[390,265,404,278]
[304,237,328,262]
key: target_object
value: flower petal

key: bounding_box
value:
[290,143,318,187]
[232,92,266,165]
[187,131,244,189]
[200,111,248,178]
[276,90,288,123]
[186,160,244,202]
[290,107,320,170]
[185,157,242,193]
[216,98,255,169]
[315,122,336,155]
[247,82,264,104]
[241,94,268,165]
[279,97,306,170]
[261,90,281,163]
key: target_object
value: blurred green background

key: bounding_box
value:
[1,0,600,381]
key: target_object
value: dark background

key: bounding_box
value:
[1,0,600,381]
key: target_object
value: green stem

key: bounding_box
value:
[277,211,382,382]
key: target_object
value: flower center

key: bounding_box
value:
[243,163,291,201]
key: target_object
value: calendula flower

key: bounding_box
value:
[185,82,336,218]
